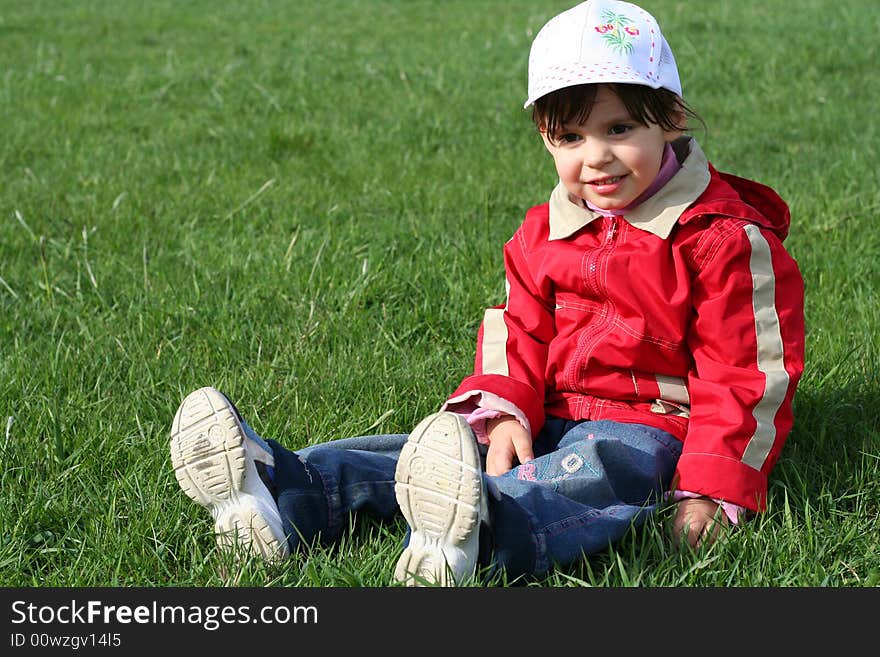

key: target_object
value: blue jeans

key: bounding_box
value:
[241,416,682,579]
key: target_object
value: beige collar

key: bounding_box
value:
[548,138,712,241]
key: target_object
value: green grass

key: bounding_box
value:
[0,0,877,587]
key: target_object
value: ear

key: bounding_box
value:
[664,100,687,142]
[663,126,684,144]
[539,128,556,153]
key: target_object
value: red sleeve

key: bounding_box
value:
[446,225,555,438]
[674,221,805,511]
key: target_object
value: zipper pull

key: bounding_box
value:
[606,218,618,243]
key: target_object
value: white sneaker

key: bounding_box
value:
[170,386,290,562]
[393,412,487,586]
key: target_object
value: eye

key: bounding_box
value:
[557,132,582,144]
[608,124,632,136]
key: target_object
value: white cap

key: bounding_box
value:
[524,0,682,108]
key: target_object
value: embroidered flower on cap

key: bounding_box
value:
[595,10,640,53]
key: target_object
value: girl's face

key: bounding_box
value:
[540,84,682,211]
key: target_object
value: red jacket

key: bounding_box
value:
[447,139,805,511]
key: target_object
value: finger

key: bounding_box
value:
[685,520,706,549]
[486,455,513,476]
[512,434,534,465]
[694,513,726,548]
[486,443,514,476]
[699,511,728,546]
[672,513,706,549]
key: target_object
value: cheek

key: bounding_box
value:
[621,149,660,182]
[629,139,667,178]
[553,153,581,180]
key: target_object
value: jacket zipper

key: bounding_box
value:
[586,216,618,296]
[606,219,618,243]
[567,216,620,399]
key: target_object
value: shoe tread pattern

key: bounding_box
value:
[394,412,482,586]
[170,387,246,506]
[170,387,288,562]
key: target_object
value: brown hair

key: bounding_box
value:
[532,83,703,142]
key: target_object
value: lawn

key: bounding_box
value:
[0,0,877,586]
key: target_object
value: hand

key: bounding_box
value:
[485,416,534,476]
[671,497,728,549]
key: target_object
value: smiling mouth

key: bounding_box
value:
[588,175,625,185]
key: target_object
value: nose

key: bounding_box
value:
[580,137,613,168]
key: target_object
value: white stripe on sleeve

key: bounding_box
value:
[741,224,790,471]
[656,374,690,404]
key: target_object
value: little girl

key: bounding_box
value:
[170,0,804,585]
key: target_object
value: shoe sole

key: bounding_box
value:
[170,387,289,562]
[393,412,483,586]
